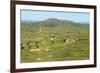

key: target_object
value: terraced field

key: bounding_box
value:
[21,18,89,63]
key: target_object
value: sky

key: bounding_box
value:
[21,10,90,23]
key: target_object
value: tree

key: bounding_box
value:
[35,41,39,49]
[21,43,25,50]
[27,41,33,49]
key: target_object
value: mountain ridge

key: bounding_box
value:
[21,18,89,28]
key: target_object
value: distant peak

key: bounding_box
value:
[45,18,59,21]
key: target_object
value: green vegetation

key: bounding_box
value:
[21,18,89,63]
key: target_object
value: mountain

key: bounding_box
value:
[21,18,89,28]
[37,18,75,27]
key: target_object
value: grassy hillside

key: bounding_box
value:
[21,18,89,63]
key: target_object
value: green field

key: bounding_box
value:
[21,18,89,63]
